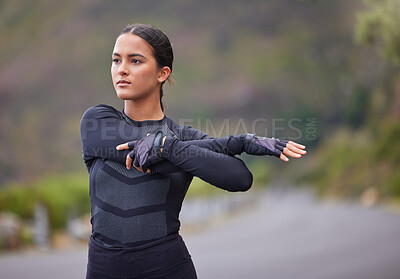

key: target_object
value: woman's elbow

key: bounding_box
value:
[206,157,253,192]
[238,168,253,192]
[226,166,253,192]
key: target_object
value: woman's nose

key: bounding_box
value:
[118,63,129,76]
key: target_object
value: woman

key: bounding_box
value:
[80,23,306,279]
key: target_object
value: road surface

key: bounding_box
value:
[186,187,400,279]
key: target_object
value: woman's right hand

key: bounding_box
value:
[116,131,166,172]
[241,133,306,161]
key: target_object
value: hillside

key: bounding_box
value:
[0,0,387,185]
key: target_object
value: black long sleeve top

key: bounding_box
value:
[80,104,253,248]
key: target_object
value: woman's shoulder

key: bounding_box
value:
[81,104,121,120]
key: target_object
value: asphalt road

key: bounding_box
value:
[186,188,400,279]
[1,187,400,279]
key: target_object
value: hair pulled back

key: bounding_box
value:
[119,24,174,112]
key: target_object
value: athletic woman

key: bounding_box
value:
[80,24,306,279]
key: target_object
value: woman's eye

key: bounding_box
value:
[132,59,141,64]
[112,58,120,63]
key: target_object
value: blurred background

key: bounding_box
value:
[0,0,400,278]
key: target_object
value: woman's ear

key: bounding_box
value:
[157,66,171,83]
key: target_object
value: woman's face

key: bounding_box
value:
[111,33,161,101]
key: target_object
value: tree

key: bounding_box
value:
[355,0,400,66]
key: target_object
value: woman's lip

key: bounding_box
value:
[117,80,131,84]
[117,82,131,87]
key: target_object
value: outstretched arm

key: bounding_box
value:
[182,135,306,161]
[117,133,306,192]
[165,123,306,161]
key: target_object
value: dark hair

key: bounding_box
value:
[119,24,174,112]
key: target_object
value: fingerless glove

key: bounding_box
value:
[241,133,288,158]
[127,131,165,172]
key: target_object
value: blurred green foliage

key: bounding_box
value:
[303,120,400,200]
[302,0,400,203]
[355,0,400,65]
[344,87,371,129]
[0,173,90,230]
[0,0,370,184]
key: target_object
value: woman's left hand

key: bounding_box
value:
[279,141,306,162]
[241,133,306,161]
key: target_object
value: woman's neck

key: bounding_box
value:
[124,96,164,121]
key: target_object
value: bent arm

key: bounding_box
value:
[152,124,252,191]
[81,106,252,191]
[80,105,189,174]
[80,106,241,172]
[80,105,136,170]
[160,137,253,192]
